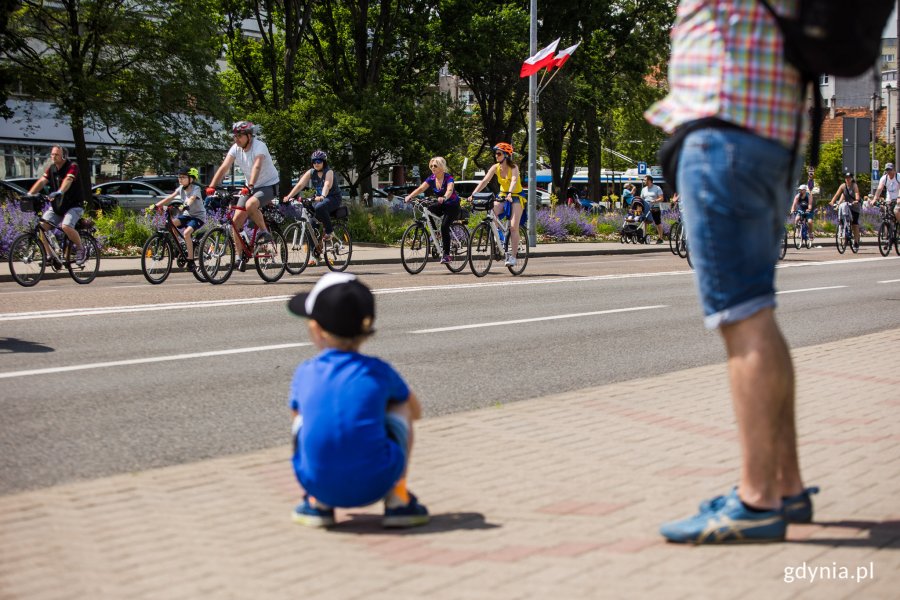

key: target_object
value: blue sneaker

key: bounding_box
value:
[697,485,819,524]
[782,486,820,524]
[292,497,335,528]
[660,488,785,544]
[383,493,429,528]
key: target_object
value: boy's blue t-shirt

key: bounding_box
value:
[289,348,409,507]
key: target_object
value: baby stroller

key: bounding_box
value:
[619,202,647,243]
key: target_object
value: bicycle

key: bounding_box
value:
[791,211,813,249]
[834,201,858,255]
[874,200,899,257]
[8,194,100,287]
[668,211,682,255]
[282,197,353,274]
[197,188,288,284]
[467,192,529,277]
[399,197,470,274]
[779,226,788,260]
[140,202,215,284]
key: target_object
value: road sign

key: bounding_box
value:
[873,169,879,181]
[873,159,879,171]
[637,162,647,175]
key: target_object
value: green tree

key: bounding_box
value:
[440,0,530,170]
[5,0,226,194]
[219,0,315,191]
[298,0,462,199]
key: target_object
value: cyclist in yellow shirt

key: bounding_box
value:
[468,142,526,266]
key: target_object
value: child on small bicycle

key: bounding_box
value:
[287,272,429,529]
[153,167,206,268]
[468,142,526,267]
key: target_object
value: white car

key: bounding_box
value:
[453,180,551,206]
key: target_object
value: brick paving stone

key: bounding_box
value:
[1,328,898,599]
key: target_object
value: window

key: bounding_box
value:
[819,74,829,85]
[882,54,895,64]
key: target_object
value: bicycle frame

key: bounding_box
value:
[413,200,455,255]
[287,200,323,252]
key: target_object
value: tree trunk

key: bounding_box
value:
[70,114,92,206]
[586,114,602,203]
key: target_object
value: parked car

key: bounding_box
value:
[0,179,28,200]
[132,175,180,194]
[452,180,552,207]
[92,180,167,211]
[5,177,49,195]
[4,178,117,211]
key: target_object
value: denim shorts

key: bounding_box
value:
[174,216,204,231]
[677,127,795,329]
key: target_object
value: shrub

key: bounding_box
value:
[1,198,46,258]
[92,206,154,252]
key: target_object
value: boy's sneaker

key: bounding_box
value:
[782,486,820,524]
[383,493,429,528]
[186,260,196,273]
[292,497,335,528]
[660,488,785,544]
[236,257,247,272]
[257,231,273,244]
[504,254,516,267]
[439,255,451,264]
[75,246,87,267]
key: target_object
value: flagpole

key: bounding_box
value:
[527,0,537,247]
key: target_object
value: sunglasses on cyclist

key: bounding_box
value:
[311,159,324,164]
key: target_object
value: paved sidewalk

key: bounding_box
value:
[1,329,898,600]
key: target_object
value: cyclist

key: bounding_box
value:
[206,121,279,268]
[831,171,861,250]
[28,145,86,266]
[283,149,344,245]
[871,162,899,228]
[468,142,525,266]
[153,167,206,270]
[403,156,460,264]
[790,184,814,243]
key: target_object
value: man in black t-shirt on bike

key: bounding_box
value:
[28,146,86,266]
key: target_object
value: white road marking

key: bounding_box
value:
[878,279,900,284]
[0,289,57,295]
[1,254,894,322]
[776,286,846,295]
[410,305,667,334]
[0,342,313,380]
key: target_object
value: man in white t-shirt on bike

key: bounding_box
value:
[870,162,900,227]
[206,121,280,269]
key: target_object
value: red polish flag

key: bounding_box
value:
[519,38,560,78]
[549,41,580,71]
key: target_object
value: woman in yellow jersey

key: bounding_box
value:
[468,142,525,267]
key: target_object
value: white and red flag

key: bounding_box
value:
[549,41,580,71]
[519,38,560,78]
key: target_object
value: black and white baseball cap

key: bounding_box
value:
[288,273,375,338]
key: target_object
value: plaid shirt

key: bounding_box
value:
[646,0,803,150]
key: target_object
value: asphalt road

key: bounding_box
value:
[1,247,899,495]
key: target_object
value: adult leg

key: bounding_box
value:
[314,198,335,236]
[438,203,459,258]
[244,196,268,233]
[720,307,801,509]
[509,202,523,257]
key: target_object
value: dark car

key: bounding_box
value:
[5,177,49,195]
[132,175,180,194]
[0,179,28,200]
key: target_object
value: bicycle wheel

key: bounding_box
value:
[200,227,235,285]
[8,233,45,287]
[668,221,681,255]
[850,229,859,253]
[283,222,312,275]
[253,228,287,282]
[895,225,900,256]
[324,223,352,272]
[792,225,801,249]
[445,223,470,273]
[141,233,173,284]
[779,228,787,260]
[507,226,529,276]
[468,221,494,277]
[400,223,429,274]
[835,221,847,254]
[68,234,100,284]
[878,222,892,256]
